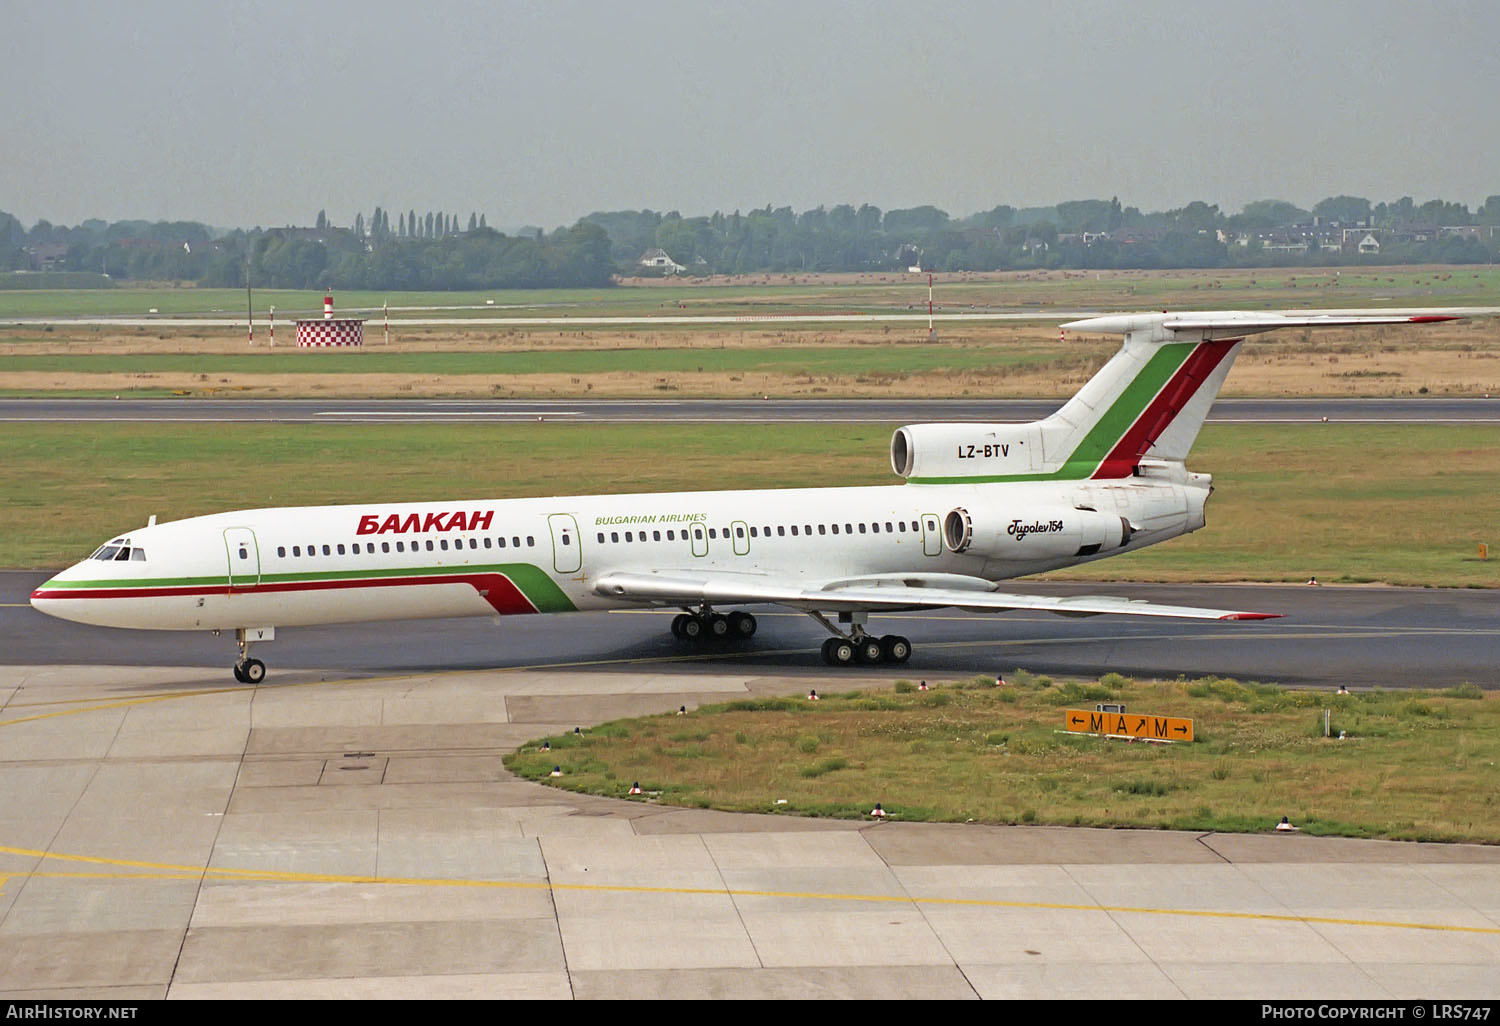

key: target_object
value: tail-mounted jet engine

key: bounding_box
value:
[943,506,1135,561]
[891,423,1045,480]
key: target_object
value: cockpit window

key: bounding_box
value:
[92,544,146,561]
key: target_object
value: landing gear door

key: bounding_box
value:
[921,513,942,557]
[548,513,581,574]
[224,528,260,588]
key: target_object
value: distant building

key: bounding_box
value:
[637,248,685,274]
[25,242,70,270]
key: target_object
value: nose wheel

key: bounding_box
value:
[233,658,266,684]
[231,627,273,683]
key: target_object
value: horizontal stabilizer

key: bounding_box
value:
[1064,308,1494,340]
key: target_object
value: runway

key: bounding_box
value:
[5,311,1094,329]
[3,575,1498,688]
[3,396,1498,424]
[7,306,1499,330]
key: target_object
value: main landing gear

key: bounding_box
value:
[670,608,757,643]
[810,611,912,668]
[665,607,912,668]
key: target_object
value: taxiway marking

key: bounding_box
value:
[0,843,1493,938]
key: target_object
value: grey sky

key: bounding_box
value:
[4,0,1497,229]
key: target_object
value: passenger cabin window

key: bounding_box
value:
[278,547,286,557]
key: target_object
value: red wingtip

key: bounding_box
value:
[1407,315,1461,323]
[1219,612,1284,621]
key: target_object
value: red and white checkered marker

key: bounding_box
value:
[297,320,364,347]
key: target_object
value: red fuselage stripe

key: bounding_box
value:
[31,573,540,616]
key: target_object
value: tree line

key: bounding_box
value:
[1,211,611,290]
[4,192,1498,290]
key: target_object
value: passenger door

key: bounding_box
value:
[224,528,260,588]
[548,513,581,574]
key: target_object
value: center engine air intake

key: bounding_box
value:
[943,505,1135,560]
[891,423,1043,479]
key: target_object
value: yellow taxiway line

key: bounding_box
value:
[0,844,1496,937]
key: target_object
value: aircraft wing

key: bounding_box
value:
[592,571,1280,621]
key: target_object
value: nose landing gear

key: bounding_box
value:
[230,627,273,683]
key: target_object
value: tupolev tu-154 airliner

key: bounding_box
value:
[30,309,1474,683]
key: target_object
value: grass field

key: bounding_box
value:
[0,343,1071,378]
[504,673,1500,843]
[3,421,1496,585]
[2,267,1495,399]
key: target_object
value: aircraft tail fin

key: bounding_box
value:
[893,309,1471,484]
[1046,309,1467,478]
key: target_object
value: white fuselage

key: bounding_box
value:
[30,473,1208,632]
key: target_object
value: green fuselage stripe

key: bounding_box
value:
[41,562,577,612]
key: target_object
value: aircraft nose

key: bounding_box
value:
[29,565,80,616]
[30,575,62,611]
